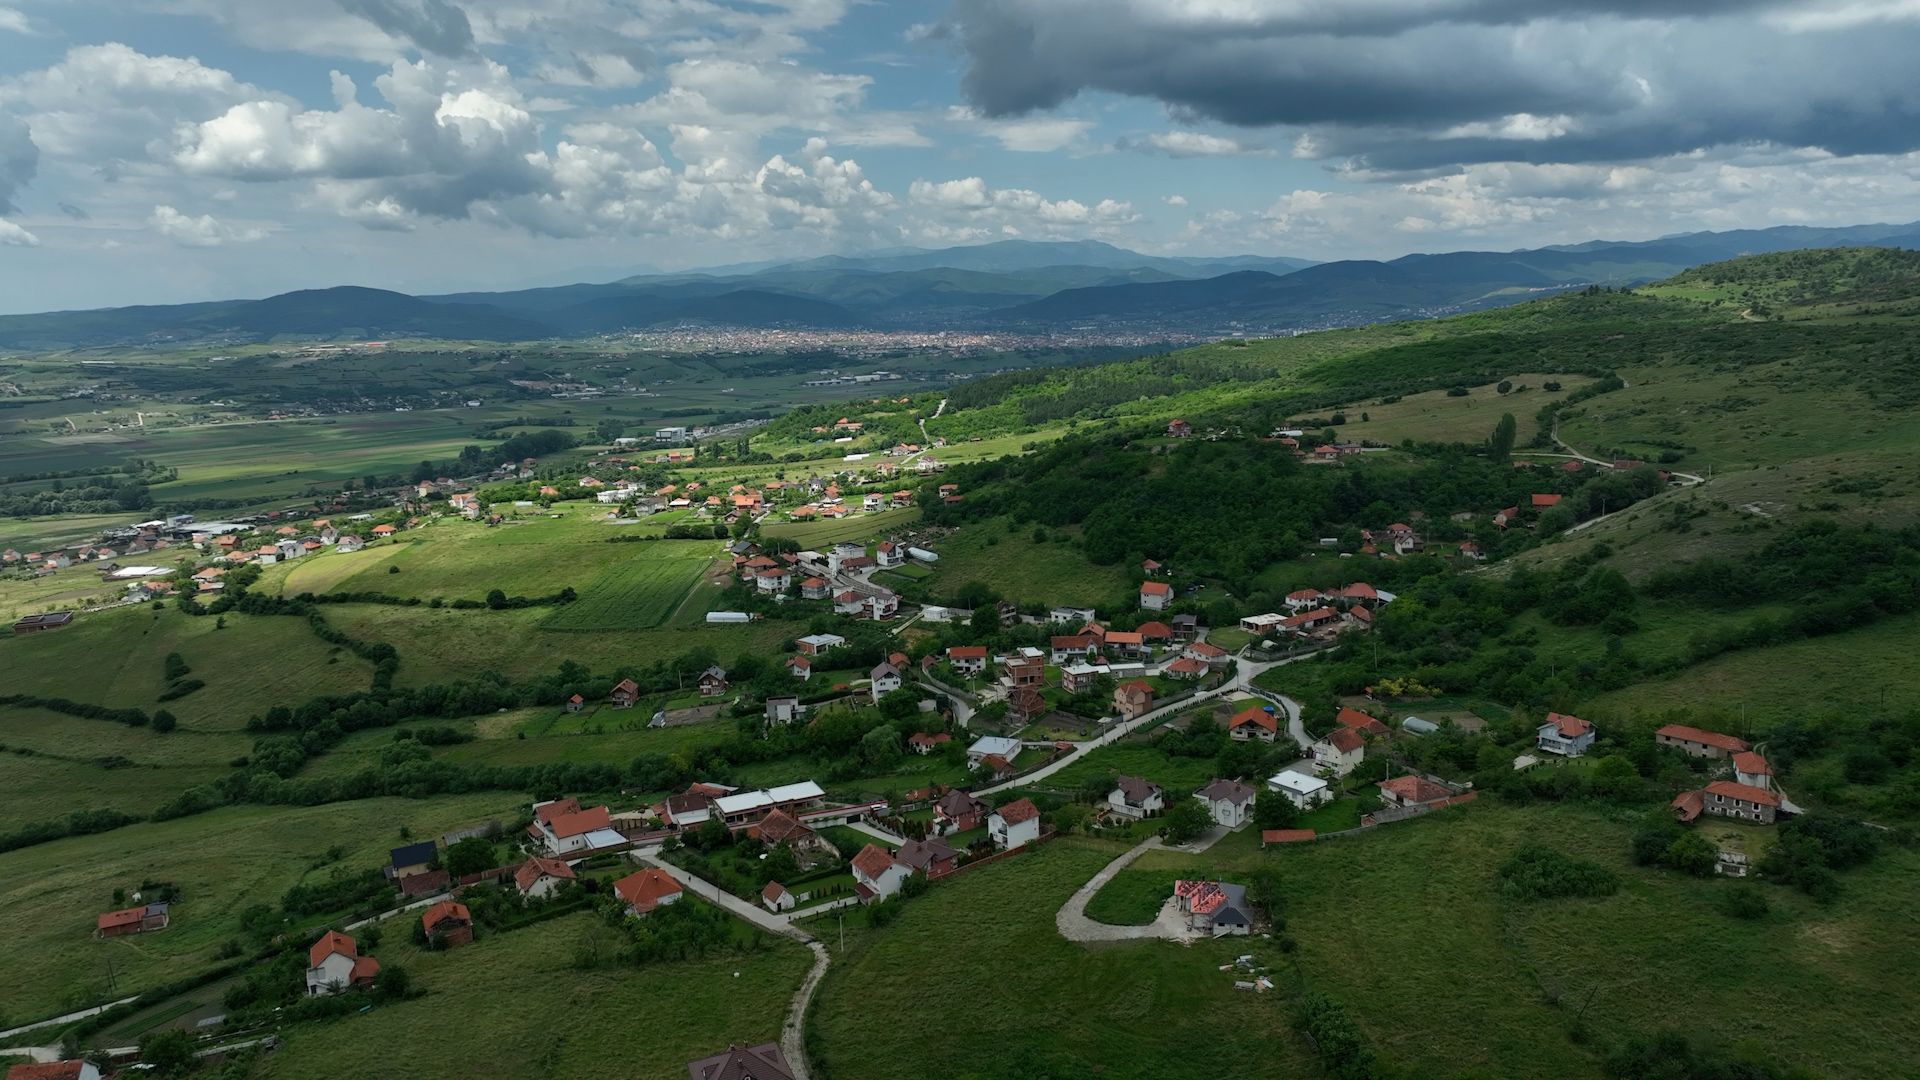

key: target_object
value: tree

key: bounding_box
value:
[1488,412,1518,463]
[1160,798,1213,844]
[879,688,921,722]
[444,837,498,878]
[595,419,624,443]
[1254,790,1299,831]
[151,709,178,733]
[1050,803,1090,834]
[139,1030,196,1077]
[763,842,800,886]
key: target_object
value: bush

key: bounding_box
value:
[1498,844,1620,901]
[150,710,178,733]
[1721,886,1770,920]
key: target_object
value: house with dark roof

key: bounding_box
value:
[686,1043,796,1080]
[698,666,730,698]
[870,661,903,696]
[305,930,379,995]
[934,789,990,834]
[1196,779,1257,828]
[421,900,473,947]
[895,835,959,879]
[610,678,641,708]
[389,840,438,880]
[1107,775,1164,818]
[989,797,1043,850]
[1535,712,1595,757]
[749,809,835,864]
[1175,880,1252,937]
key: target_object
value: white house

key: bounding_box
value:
[531,801,623,856]
[1196,778,1257,828]
[851,843,912,901]
[762,881,797,913]
[1267,770,1329,810]
[870,662,903,696]
[305,931,379,996]
[1108,775,1164,818]
[1310,727,1367,777]
[514,856,577,900]
[1535,713,1595,757]
[875,541,905,568]
[1139,581,1172,611]
[765,696,804,724]
[989,797,1043,850]
[1734,751,1773,790]
[967,735,1021,765]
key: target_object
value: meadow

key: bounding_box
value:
[543,548,714,631]
[811,801,1920,1080]
[917,517,1133,609]
[0,794,523,1023]
[1290,372,1596,448]
[257,912,813,1080]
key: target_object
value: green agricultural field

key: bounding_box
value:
[806,838,1313,1080]
[918,518,1132,609]
[0,513,142,553]
[0,605,376,729]
[259,912,813,1080]
[760,507,919,545]
[0,794,523,1023]
[543,548,715,631]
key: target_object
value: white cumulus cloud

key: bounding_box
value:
[148,204,268,246]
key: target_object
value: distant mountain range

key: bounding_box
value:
[5,226,1920,348]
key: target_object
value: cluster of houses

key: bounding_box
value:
[1237,583,1396,645]
[1529,713,1786,827]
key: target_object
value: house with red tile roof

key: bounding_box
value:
[1336,707,1390,737]
[306,930,379,995]
[1174,879,1252,937]
[1162,656,1208,680]
[610,678,640,708]
[421,900,473,947]
[613,868,683,915]
[1655,724,1748,759]
[1377,774,1454,809]
[515,856,577,899]
[989,797,1043,850]
[1702,780,1781,824]
[532,802,615,856]
[1182,640,1228,667]
[850,843,912,902]
[1733,752,1773,790]
[1530,493,1562,508]
[946,645,988,676]
[1113,680,1154,720]
[1535,712,1595,757]
[1310,726,1367,776]
[1228,706,1279,743]
[1139,580,1173,611]
[907,732,951,755]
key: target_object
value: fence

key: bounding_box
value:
[948,826,1057,878]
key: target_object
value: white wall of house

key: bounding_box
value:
[306,952,356,995]
[990,813,1042,850]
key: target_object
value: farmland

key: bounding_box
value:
[543,547,714,631]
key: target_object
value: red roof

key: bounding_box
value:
[1140,581,1172,597]
[515,856,576,892]
[763,880,791,904]
[1339,582,1378,600]
[1163,657,1207,675]
[309,929,358,968]
[1531,493,1562,507]
[1262,829,1316,844]
[96,906,145,931]
[1543,712,1591,738]
[421,900,471,932]
[850,843,900,882]
[947,646,987,660]
[1229,707,1277,732]
[1135,621,1172,639]
[1185,641,1226,658]
[613,868,682,912]
[549,805,610,839]
[535,797,582,825]
[1378,774,1452,805]
[907,732,951,748]
[1336,707,1389,736]
[996,797,1041,825]
[5,1063,94,1080]
[1733,751,1771,775]
[1705,780,1780,808]
[1671,790,1704,822]
[1655,724,1748,753]
[1286,589,1322,601]
[1322,726,1366,753]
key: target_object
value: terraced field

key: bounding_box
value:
[542,548,715,631]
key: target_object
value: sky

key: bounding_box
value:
[3,0,1920,311]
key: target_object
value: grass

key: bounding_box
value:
[0,604,375,730]
[542,547,714,631]
[806,837,1312,1080]
[1082,867,1174,926]
[918,518,1132,608]
[261,911,812,1080]
[1297,373,1595,447]
[1294,797,1362,833]
[0,793,523,1023]
[760,507,919,546]
[1041,743,1223,795]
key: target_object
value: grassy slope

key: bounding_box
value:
[919,519,1132,609]
[807,838,1313,1080]
[1291,372,1596,447]
[259,913,813,1080]
[0,794,522,1022]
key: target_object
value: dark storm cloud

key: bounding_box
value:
[337,0,478,57]
[936,0,1920,163]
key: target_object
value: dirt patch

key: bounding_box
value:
[1799,923,1853,953]
[659,703,723,726]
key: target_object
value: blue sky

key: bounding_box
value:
[3,0,1920,311]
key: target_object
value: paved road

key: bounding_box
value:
[343,890,453,931]
[1055,837,1197,943]
[843,820,907,846]
[0,996,140,1042]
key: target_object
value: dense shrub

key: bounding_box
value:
[1498,844,1621,900]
